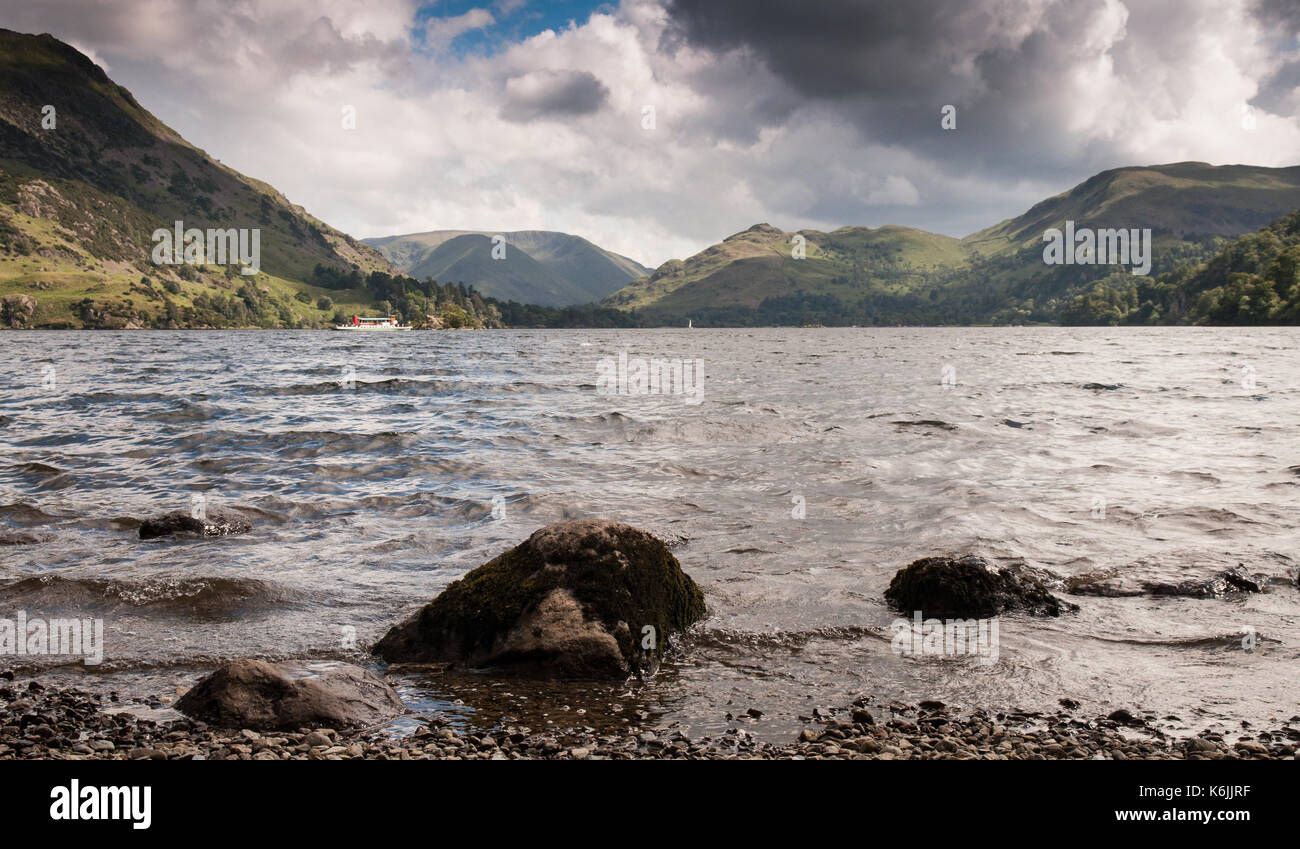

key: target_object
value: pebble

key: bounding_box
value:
[2,681,1294,761]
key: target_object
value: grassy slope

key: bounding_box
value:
[0,29,392,328]
[605,222,965,314]
[606,163,1300,324]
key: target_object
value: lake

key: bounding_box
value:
[1,327,1296,739]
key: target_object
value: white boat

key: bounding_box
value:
[333,314,413,331]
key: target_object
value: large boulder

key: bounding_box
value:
[374,519,707,679]
[885,555,1076,618]
[175,660,405,730]
[138,508,251,540]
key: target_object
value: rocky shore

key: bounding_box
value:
[5,520,1296,761]
[3,678,1296,760]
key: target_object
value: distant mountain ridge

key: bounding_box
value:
[365,229,651,307]
[605,162,1300,325]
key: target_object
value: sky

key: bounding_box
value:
[1,0,1298,267]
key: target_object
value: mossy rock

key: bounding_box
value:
[885,555,1076,618]
[374,519,707,679]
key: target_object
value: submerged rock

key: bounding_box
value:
[1068,564,1267,598]
[174,660,405,730]
[138,509,251,540]
[374,519,707,679]
[885,555,1076,618]
[1145,565,1265,598]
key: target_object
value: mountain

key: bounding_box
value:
[365,229,651,307]
[604,222,963,316]
[605,162,1300,325]
[0,29,394,328]
[966,162,1300,254]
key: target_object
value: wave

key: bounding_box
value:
[243,377,469,397]
[690,624,883,652]
[0,502,64,526]
[0,575,308,619]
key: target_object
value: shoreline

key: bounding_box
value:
[3,678,1295,761]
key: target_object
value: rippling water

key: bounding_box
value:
[1,328,1297,738]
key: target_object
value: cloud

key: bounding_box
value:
[425,8,495,52]
[3,0,1298,268]
[500,69,610,121]
[663,0,1300,178]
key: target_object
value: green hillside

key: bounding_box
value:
[0,29,392,328]
[1058,207,1300,324]
[605,223,964,315]
[606,163,1300,326]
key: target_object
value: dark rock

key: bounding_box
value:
[174,660,405,731]
[1069,564,1267,598]
[1108,709,1142,726]
[373,519,706,679]
[138,508,251,540]
[1145,566,1265,598]
[885,555,1077,618]
[891,419,958,431]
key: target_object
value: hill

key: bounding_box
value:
[1058,206,1300,324]
[365,229,650,307]
[0,28,393,328]
[605,162,1300,325]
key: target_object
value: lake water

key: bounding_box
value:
[1,327,1297,739]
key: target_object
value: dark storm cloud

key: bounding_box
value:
[663,0,1028,99]
[1250,0,1300,113]
[1253,0,1300,29]
[499,69,611,122]
[660,0,1261,180]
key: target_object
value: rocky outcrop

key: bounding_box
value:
[885,555,1077,618]
[138,508,251,540]
[0,294,36,328]
[374,519,707,679]
[174,660,405,731]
